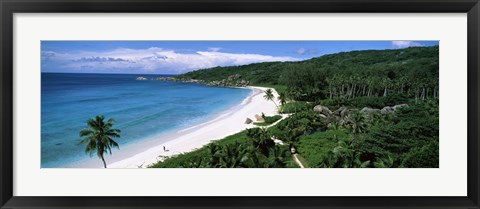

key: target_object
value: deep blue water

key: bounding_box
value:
[41,73,251,168]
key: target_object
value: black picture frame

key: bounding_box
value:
[1,0,479,208]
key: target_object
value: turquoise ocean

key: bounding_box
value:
[41,73,251,168]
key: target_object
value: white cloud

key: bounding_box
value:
[207,47,222,52]
[296,47,317,55]
[391,41,423,49]
[297,48,307,55]
[42,47,301,74]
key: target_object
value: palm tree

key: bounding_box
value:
[79,115,121,168]
[373,154,395,168]
[277,92,288,113]
[217,142,251,168]
[278,92,288,106]
[207,143,222,167]
[326,115,342,140]
[328,138,370,168]
[248,128,275,156]
[263,88,278,108]
[382,78,390,97]
[266,146,288,168]
[287,88,302,113]
[287,88,300,101]
[344,110,367,135]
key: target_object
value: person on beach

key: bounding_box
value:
[163,146,166,151]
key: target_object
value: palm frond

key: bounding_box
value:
[79,115,121,166]
[79,129,94,137]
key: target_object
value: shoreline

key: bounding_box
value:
[96,86,280,168]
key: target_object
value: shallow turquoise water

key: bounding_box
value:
[41,73,251,168]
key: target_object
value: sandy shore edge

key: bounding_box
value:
[106,86,280,168]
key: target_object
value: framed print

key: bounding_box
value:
[1,0,479,208]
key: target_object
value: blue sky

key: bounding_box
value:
[41,41,439,74]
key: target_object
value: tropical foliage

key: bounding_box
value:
[153,46,439,168]
[177,46,439,104]
[149,130,298,168]
[79,115,121,168]
[263,88,278,108]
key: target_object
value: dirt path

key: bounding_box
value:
[264,113,290,128]
[293,154,305,168]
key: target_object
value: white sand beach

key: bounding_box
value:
[106,86,280,168]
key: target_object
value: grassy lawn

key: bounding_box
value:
[253,115,282,126]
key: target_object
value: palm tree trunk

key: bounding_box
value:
[272,100,278,108]
[329,83,332,99]
[352,84,357,98]
[101,155,107,168]
[415,89,418,103]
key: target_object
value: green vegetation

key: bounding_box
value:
[259,84,287,95]
[254,115,282,126]
[356,100,439,168]
[292,100,438,168]
[149,130,297,168]
[297,130,350,168]
[294,154,309,168]
[318,93,410,109]
[79,115,121,168]
[155,46,439,168]
[263,88,278,108]
[280,102,312,113]
[177,46,439,104]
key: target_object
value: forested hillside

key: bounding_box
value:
[177,46,438,102]
[151,46,439,168]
